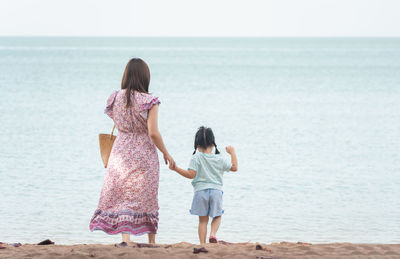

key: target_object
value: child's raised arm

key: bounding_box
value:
[226,146,238,172]
[169,163,197,179]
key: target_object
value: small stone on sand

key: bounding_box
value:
[37,239,55,245]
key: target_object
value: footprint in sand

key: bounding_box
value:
[383,250,399,255]
[303,250,320,256]
[367,250,382,255]
[323,246,335,252]
[362,246,374,250]
[349,250,364,255]
[342,245,357,250]
[297,245,311,251]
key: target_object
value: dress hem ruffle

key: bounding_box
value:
[89,209,158,236]
[90,224,157,236]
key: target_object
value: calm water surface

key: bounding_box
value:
[0,37,399,244]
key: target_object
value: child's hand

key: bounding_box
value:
[225,145,235,154]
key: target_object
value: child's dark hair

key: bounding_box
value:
[193,126,220,155]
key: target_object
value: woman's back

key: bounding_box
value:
[90,88,161,236]
[105,89,160,135]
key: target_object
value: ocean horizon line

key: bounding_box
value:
[1,35,400,39]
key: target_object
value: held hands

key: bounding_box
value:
[225,145,235,154]
[169,160,177,171]
[163,153,176,169]
[166,154,177,171]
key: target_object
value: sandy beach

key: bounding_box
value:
[1,241,399,259]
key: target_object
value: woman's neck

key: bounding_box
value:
[198,147,213,154]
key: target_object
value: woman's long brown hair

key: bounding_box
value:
[121,58,150,107]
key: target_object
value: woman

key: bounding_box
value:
[89,58,175,244]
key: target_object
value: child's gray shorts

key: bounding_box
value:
[190,188,224,218]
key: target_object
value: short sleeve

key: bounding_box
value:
[104,91,118,118]
[138,93,161,119]
[221,157,232,172]
[188,155,199,172]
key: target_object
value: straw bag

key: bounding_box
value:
[99,125,116,168]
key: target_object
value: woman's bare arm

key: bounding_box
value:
[147,104,175,166]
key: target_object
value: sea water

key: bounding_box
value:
[0,37,399,244]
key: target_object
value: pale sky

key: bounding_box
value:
[0,0,399,37]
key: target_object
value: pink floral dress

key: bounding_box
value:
[89,90,161,235]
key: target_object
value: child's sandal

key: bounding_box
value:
[209,236,218,243]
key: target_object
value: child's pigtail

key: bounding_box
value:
[214,142,220,154]
[193,133,199,155]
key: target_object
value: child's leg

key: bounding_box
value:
[198,216,209,245]
[209,189,223,238]
[210,216,221,237]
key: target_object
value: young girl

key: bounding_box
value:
[169,126,238,245]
